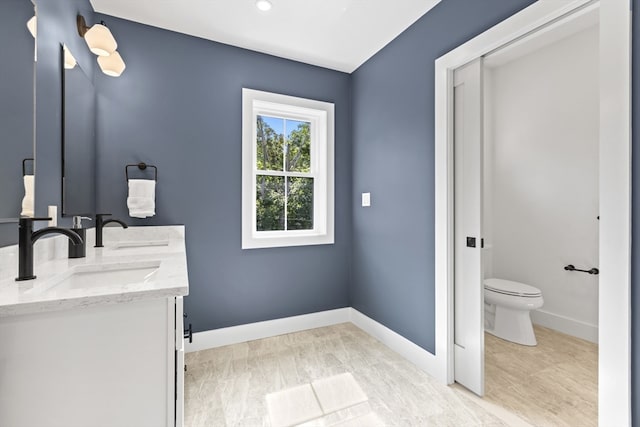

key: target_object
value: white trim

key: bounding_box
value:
[349,309,439,378]
[530,310,598,344]
[185,308,350,352]
[598,1,632,425]
[185,308,441,380]
[241,88,335,249]
[434,0,631,424]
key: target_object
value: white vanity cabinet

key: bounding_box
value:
[0,296,185,427]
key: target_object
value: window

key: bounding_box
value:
[242,89,334,249]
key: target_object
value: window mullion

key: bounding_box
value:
[255,170,314,179]
[253,119,258,234]
[283,119,288,231]
[284,178,289,232]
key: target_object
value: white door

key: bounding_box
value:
[453,58,484,396]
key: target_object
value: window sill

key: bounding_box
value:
[242,233,334,250]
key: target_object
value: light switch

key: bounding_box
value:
[361,192,371,207]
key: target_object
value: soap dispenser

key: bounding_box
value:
[68,216,91,258]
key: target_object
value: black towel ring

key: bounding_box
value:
[125,162,158,181]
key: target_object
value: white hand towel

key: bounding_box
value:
[21,175,34,217]
[127,179,156,218]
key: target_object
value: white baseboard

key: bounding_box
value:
[186,307,441,384]
[185,308,351,352]
[349,309,439,380]
[531,309,598,343]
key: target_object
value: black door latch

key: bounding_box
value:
[466,237,484,248]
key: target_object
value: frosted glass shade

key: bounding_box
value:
[97,51,126,77]
[26,15,37,38]
[64,48,77,69]
[84,24,117,56]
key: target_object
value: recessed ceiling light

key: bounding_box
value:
[255,0,272,12]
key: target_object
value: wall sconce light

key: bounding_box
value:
[77,14,126,77]
[63,46,77,69]
[77,15,117,56]
[97,51,126,77]
[26,15,37,38]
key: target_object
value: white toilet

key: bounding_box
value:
[484,278,544,346]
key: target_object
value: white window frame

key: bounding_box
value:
[242,88,334,249]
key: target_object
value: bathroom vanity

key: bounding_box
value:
[0,226,189,427]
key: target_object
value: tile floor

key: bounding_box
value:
[265,383,322,426]
[184,322,596,426]
[265,372,369,426]
[484,325,598,427]
[184,323,515,426]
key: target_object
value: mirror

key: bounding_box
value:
[0,0,36,246]
[61,44,96,217]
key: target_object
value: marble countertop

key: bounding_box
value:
[0,225,189,317]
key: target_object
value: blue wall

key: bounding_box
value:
[0,0,35,246]
[34,0,96,229]
[350,0,535,352]
[93,16,352,332]
[16,0,637,418]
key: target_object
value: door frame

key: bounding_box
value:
[433,0,631,425]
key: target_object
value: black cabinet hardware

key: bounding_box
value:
[184,323,193,343]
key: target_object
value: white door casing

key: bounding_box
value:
[453,58,485,396]
[434,0,631,424]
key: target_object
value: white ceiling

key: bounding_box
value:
[90,0,441,73]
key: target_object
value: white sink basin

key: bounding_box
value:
[111,240,170,250]
[49,260,161,291]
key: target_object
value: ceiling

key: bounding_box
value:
[90,0,441,73]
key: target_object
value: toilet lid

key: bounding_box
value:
[484,278,541,297]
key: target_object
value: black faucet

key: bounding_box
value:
[95,213,128,247]
[16,217,83,281]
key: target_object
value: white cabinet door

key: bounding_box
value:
[0,298,173,427]
[175,296,185,427]
[453,58,485,396]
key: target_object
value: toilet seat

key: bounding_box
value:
[484,278,541,298]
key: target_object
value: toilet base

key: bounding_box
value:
[486,305,537,346]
